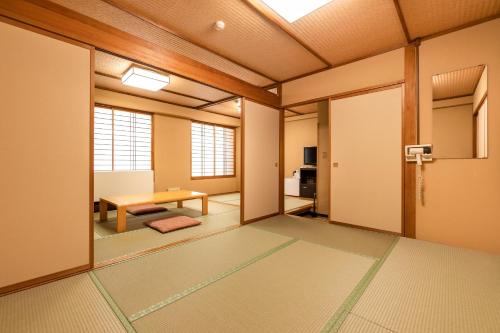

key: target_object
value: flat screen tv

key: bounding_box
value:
[304,146,317,165]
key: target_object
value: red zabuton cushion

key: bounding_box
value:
[126,204,167,215]
[145,216,201,233]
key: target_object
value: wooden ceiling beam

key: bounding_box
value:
[0,0,279,107]
[242,0,332,67]
[197,96,239,109]
[101,0,279,84]
[393,0,411,43]
[95,71,212,103]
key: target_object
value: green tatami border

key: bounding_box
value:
[321,237,400,333]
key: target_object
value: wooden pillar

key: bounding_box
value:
[403,42,419,238]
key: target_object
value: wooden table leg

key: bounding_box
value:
[116,206,127,233]
[99,199,108,222]
[202,195,208,215]
[177,200,183,208]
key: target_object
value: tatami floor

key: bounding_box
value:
[93,193,313,264]
[2,214,499,332]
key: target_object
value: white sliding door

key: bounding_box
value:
[242,100,280,222]
[330,87,402,233]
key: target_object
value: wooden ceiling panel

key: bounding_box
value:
[258,0,407,67]
[399,0,500,39]
[205,99,242,118]
[95,51,232,102]
[289,103,319,114]
[101,0,326,81]
[432,65,485,100]
[95,74,206,108]
[49,0,275,86]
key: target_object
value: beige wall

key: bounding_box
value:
[331,87,402,233]
[0,22,91,288]
[94,89,241,196]
[432,103,473,158]
[317,101,330,215]
[284,115,318,177]
[154,114,240,195]
[243,100,280,221]
[282,48,404,105]
[418,18,500,253]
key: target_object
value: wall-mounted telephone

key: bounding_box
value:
[405,144,433,205]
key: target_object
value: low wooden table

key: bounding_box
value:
[99,190,208,232]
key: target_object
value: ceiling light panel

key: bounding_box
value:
[122,66,170,91]
[261,0,333,23]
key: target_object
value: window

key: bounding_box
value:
[191,122,235,178]
[94,106,152,171]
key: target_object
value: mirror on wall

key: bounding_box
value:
[432,65,488,159]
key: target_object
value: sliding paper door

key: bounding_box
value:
[0,22,91,289]
[242,100,280,222]
[330,87,402,233]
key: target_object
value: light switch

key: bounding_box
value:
[332,162,339,167]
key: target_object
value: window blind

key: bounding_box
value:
[192,122,235,177]
[94,106,152,171]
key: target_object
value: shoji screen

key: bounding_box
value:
[330,87,402,233]
[242,100,280,222]
[0,22,91,289]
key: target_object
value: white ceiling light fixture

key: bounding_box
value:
[261,0,332,23]
[214,20,225,31]
[121,66,170,91]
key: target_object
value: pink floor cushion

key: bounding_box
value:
[126,204,168,216]
[145,216,201,233]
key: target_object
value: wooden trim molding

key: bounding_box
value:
[392,0,411,43]
[403,44,418,238]
[242,0,332,67]
[240,98,246,224]
[89,47,95,268]
[242,212,280,225]
[101,0,279,84]
[0,264,91,296]
[283,80,405,109]
[0,0,279,107]
[197,96,240,109]
[279,109,285,214]
[329,220,402,236]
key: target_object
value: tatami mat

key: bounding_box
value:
[0,274,125,333]
[351,237,500,333]
[284,196,313,211]
[208,192,240,203]
[93,227,292,318]
[209,193,313,212]
[132,240,375,333]
[94,210,240,264]
[94,206,201,237]
[182,199,239,215]
[250,215,396,259]
[337,314,393,333]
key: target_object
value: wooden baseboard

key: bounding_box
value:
[329,220,402,236]
[242,212,280,225]
[0,264,92,296]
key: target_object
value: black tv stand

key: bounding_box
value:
[299,167,317,199]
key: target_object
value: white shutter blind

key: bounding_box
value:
[192,122,235,177]
[94,107,152,171]
[94,107,113,171]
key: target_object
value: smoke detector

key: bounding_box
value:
[214,20,225,31]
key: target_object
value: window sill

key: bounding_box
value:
[191,175,236,180]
